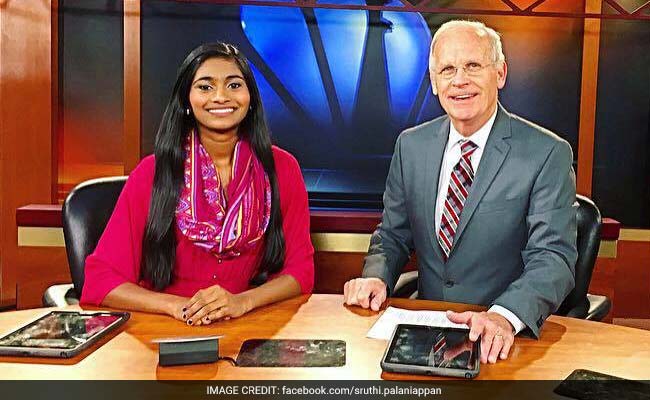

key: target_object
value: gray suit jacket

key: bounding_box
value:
[363,104,577,338]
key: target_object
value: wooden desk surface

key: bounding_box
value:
[0,294,648,380]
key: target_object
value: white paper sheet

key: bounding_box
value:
[366,306,469,340]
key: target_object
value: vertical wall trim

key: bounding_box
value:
[52,0,60,203]
[0,0,54,306]
[123,0,142,174]
[577,0,602,196]
[0,0,4,304]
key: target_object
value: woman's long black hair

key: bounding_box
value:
[140,42,285,290]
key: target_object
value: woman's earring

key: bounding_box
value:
[185,108,191,116]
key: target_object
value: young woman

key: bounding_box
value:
[81,42,314,326]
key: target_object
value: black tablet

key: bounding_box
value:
[236,339,346,367]
[0,310,130,358]
[381,324,480,378]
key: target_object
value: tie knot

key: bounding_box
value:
[460,140,477,157]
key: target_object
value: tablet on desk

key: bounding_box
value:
[381,324,480,379]
[0,311,129,358]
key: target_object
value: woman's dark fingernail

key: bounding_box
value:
[182,307,187,312]
[187,319,192,325]
[182,314,186,320]
[205,317,210,322]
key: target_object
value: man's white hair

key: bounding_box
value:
[429,20,505,95]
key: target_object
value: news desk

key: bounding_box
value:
[0,294,648,380]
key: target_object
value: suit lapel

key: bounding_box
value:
[425,118,450,262]
[450,104,512,255]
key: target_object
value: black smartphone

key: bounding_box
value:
[554,369,650,400]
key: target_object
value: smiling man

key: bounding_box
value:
[344,20,577,364]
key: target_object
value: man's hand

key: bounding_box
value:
[343,278,387,311]
[446,311,515,364]
[182,285,253,326]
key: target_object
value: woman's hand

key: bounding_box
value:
[165,296,191,322]
[182,285,254,326]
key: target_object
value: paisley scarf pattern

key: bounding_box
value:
[176,131,271,257]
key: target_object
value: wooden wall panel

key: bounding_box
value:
[314,252,417,295]
[589,258,616,300]
[16,247,69,309]
[590,239,650,321]
[589,255,616,322]
[611,241,650,319]
[0,0,4,308]
[123,0,141,173]
[576,0,602,196]
[314,252,366,294]
[0,0,54,307]
[51,1,60,203]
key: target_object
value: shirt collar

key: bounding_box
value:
[447,107,498,151]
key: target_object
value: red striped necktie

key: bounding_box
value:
[437,140,478,260]
[432,331,448,367]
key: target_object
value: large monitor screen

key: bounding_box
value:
[141,0,583,209]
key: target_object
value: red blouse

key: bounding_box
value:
[80,146,314,305]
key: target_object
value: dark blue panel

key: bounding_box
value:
[593,19,650,228]
[249,63,298,134]
[383,2,431,125]
[313,7,368,124]
[241,6,332,126]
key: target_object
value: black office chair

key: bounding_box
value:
[43,176,127,306]
[557,195,611,320]
[393,194,612,321]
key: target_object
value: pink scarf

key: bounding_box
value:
[176,131,271,257]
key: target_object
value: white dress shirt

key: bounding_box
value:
[435,109,526,334]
